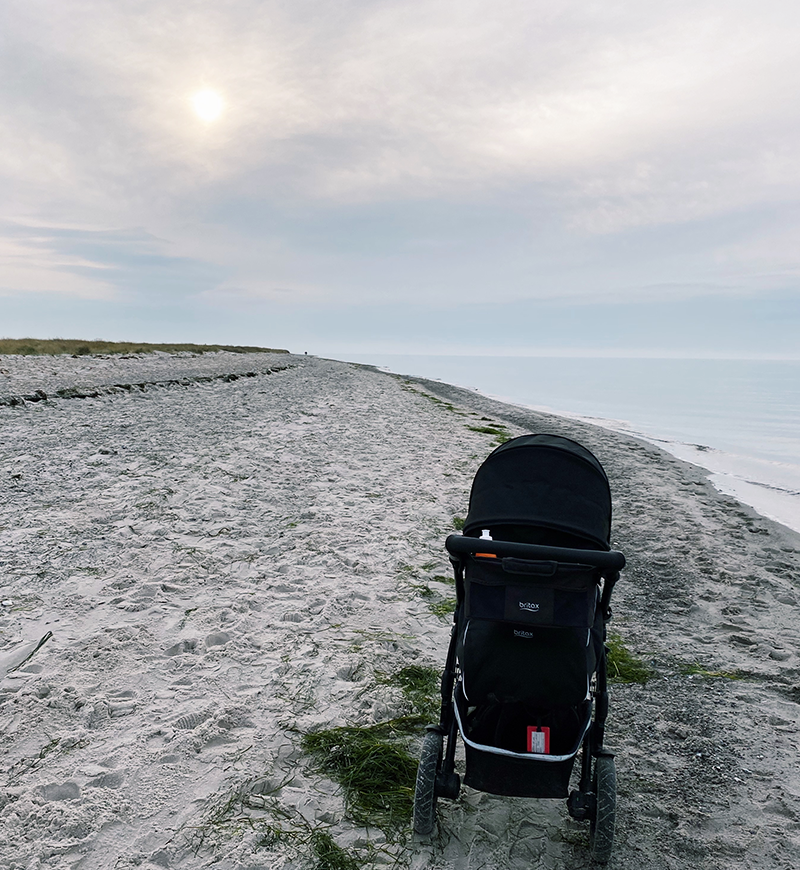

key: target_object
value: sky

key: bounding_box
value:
[2,0,800,358]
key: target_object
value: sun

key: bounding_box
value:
[191,89,224,122]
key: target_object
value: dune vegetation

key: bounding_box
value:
[0,338,288,356]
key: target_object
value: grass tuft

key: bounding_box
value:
[301,720,419,830]
[453,516,465,531]
[606,632,652,684]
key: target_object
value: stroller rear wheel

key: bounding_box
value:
[413,730,443,836]
[590,754,616,864]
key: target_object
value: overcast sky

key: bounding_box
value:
[2,0,799,357]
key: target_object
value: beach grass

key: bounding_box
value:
[0,338,288,356]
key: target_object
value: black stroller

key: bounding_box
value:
[413,434,625,863]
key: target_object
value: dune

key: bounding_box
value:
[1,352,798,869]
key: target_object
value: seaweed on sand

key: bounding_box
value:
[376,664,440,721]
[606,631,652,684]
[301,718,421,830]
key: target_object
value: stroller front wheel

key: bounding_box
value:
[590,754,616,864]
[413,730,443,836]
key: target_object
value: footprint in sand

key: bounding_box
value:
[172,710,212,730]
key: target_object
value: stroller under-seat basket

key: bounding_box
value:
[455,686,591,797]
[456,612,599,798]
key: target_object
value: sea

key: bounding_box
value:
[339,354,800,535]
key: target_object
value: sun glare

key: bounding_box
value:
[192,89,223,122]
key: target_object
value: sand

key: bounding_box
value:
[1,352,799,870]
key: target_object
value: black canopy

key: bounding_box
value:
[463,434,613,550]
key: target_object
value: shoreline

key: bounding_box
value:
[397,367,800,551]
[1,352,799,869]
[354,356,800,536]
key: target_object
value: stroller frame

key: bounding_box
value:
[413,435,625,863]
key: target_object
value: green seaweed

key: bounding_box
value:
[680,663,743,680]
[606,632,652,684]
[301,720,419,830]
[428,597,457,620]
[188,780,366,868]
[310,831,361,870]
[467,425,506,436]
[377,665,440,721]
[466,421,512,444]
[411,583,436,599]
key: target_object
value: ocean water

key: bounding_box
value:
[340,354,800,535]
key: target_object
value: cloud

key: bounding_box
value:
[0,219,228,301]
[0,223,117,298]
[6,1,800,211]
[2,0,800,335]
[199,281,310,304]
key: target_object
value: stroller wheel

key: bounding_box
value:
[413,730,443,836]
[590,754,616,864]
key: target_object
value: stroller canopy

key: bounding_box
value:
[463,434,613,550]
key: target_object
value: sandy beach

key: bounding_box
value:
[1,352,799,870]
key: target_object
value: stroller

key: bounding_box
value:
[413,434,625,863]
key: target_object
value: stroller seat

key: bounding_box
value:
[459,620,596,709]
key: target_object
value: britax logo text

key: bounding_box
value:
[514,629,534,638]
[518,601,540,612]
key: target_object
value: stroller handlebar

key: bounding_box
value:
[445,534,626,571]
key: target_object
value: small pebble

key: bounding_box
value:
[1,600,12,607]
